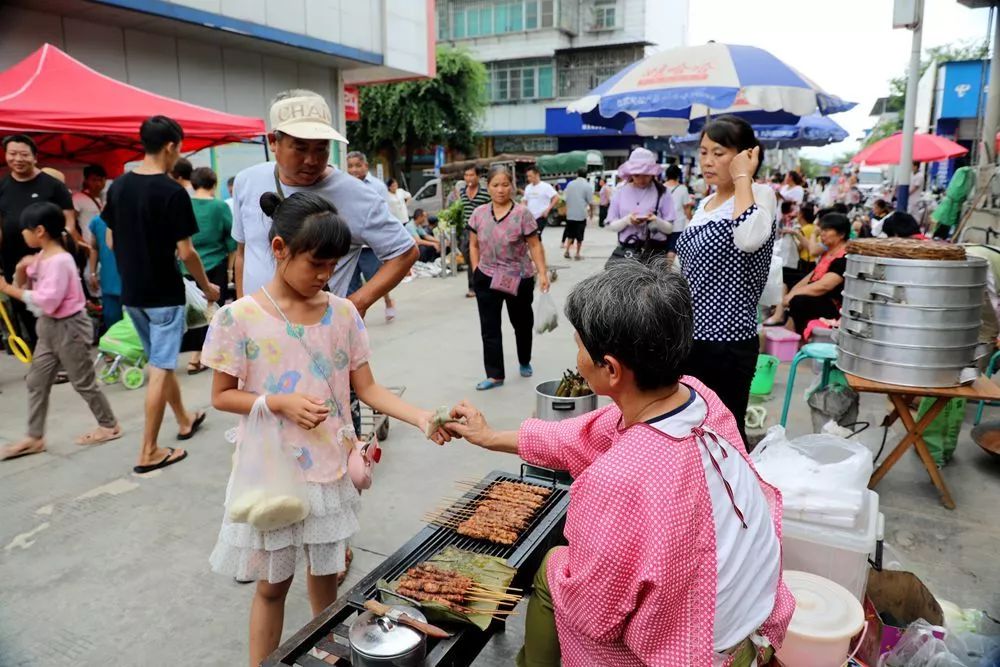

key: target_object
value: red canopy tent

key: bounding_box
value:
[0,44,265,175]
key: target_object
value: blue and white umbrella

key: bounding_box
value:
[670,113,850,151]
[567,42,855,136]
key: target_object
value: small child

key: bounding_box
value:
[202,191,450,666]
[0,202,121,460]
[87,213,123,332]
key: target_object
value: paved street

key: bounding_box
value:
[1,227,999,666]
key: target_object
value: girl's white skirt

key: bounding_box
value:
[209,474,361,584]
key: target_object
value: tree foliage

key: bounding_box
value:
[347,48,487,179]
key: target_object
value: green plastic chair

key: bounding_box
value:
[780,342,840,427]
[974,350,1000,425]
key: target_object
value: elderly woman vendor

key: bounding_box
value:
[449,261,793,666]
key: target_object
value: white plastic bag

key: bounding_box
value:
[226,396,310,531]
[184,279,213,329]
[534,292,559,334]
[779,234,800,269]
[751,425,874,520]
[759,254,784,307]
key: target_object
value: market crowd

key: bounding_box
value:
[0,85,975,667]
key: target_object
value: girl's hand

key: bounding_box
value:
[629,213,643,226]
[729,146,760,181]
[269,394,329,430]
[416,409,452,446]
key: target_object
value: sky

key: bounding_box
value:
[685,0,993,162]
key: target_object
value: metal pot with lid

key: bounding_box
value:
[349,604,428,666]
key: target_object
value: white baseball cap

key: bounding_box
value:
[269,94,348,143]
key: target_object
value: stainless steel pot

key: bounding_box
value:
[349,605,427,666]
[840,295,982,328]
[843,276,986,308]
[837,330,982,367]
[536,380,598,421]
[839,314,981,347]
[846,255,987,286]
[837,348,979,388]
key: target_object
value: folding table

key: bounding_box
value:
[845,374,1000,510]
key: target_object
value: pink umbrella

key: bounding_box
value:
[851,132,969,165]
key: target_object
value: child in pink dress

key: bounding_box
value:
[0,202,120,460]
[202,191,450,666]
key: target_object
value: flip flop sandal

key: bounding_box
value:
[177,412,207,441]
[75,427,123,446]
[337,546,354,585]
[133,447,187,474]
[187,362,208,375]
[1,440,46,461]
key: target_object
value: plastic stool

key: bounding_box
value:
[779,343,839,427]
[974,350,1000,425]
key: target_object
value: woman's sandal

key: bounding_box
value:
[476,378,505,391]
[75,426,123,446]
[187,361,208,375]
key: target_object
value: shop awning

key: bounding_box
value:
[0,44,265,175]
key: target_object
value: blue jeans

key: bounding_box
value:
[125,305,185,370]
[348,247,383,295]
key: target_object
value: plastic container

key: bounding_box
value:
[781,489,881,603]
[765,327,802,362]
[776,570,865,667]
[750,354,779,395]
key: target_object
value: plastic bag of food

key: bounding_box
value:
[184,278,213,329]
[878,620,964,667]
[759,254,784,307]
[226,395,310,531]
[534,292,559,334]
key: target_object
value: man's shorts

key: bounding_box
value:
[564,219,586,243]
[125,305,186,370]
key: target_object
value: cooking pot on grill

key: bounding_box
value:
[349,604,427,666]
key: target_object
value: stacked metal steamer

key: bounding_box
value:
[837,239,989,387]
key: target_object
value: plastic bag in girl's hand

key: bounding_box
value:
[226,396,310,531]
[534,292,559,334]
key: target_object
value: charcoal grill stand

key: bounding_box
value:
[263,469,570,667]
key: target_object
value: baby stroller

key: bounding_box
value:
[94,312,147,390]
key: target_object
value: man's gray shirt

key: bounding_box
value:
[564,177,592,222]
[232,162,414,296]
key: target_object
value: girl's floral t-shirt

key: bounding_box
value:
[202,293,371,484]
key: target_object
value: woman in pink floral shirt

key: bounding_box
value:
[449,261,793,667]
[469,165,549,391]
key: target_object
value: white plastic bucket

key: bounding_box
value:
[776,570,865,667]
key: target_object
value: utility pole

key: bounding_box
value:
[893,0,924,213]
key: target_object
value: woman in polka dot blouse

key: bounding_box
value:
[677,116,778,446]
[448,262,794,667]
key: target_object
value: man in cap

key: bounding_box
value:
[232,90,416,314]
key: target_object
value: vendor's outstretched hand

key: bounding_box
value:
[447,401,493,448]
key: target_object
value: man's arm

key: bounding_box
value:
[348,246,418,318]
[177,238,220,303]
[234,243,245,299]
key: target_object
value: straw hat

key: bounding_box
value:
[617,148,662,178]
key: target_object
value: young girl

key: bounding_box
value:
[202,191,450,666]
[0,202,121,461]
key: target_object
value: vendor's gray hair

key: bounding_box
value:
[565,260,693,391]
[346,151,368,164]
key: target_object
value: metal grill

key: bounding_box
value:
[263,468,570,667]
[349,469,569,606]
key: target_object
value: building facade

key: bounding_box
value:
[435,0,689,166]
[0,0,434,182]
